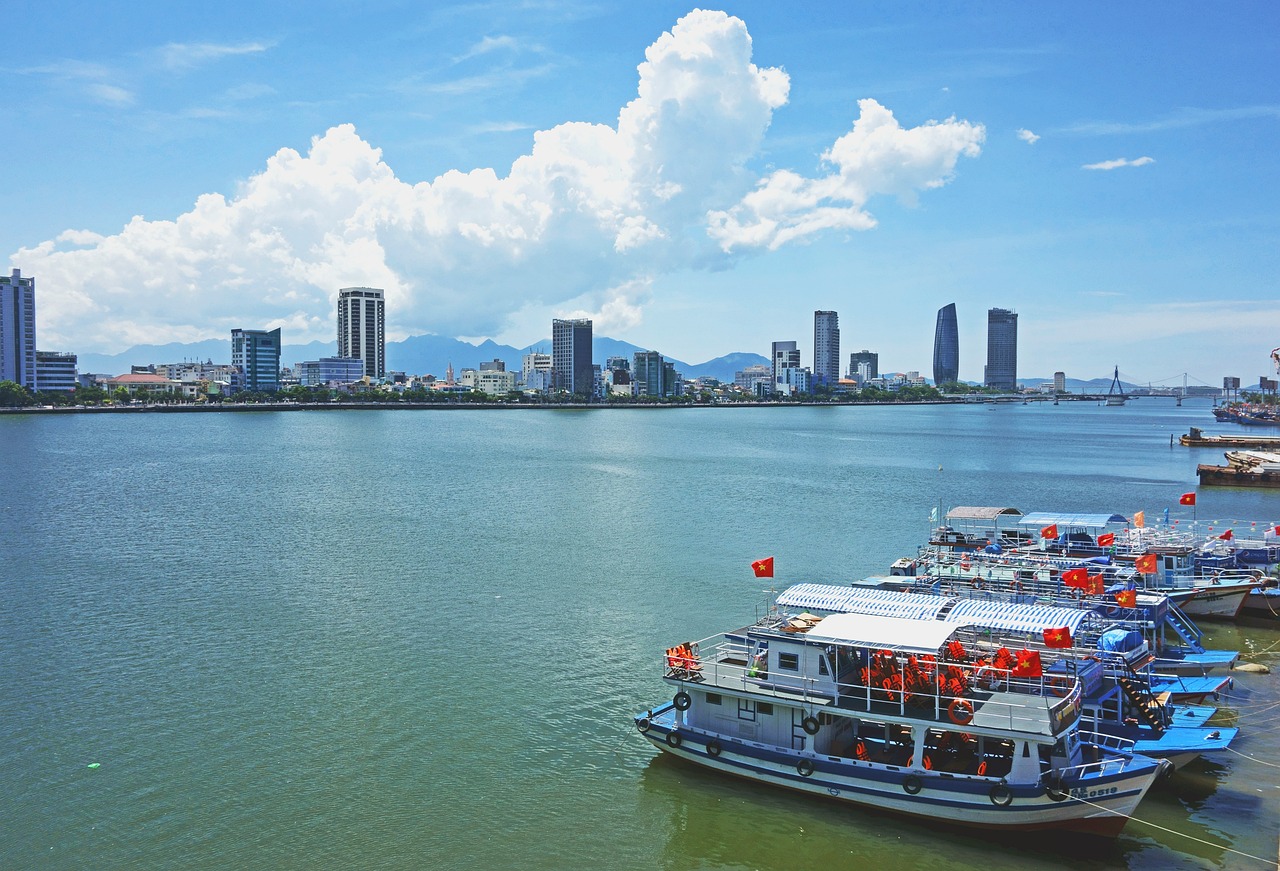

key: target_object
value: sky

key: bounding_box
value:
[5,1,1279,385]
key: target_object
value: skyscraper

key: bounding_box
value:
[848,350,879,382]
[984,308,1018,390]
[932,303,959,386]
[0,268,37,390]
[771,340,799,392]
[337,287,386,379]
[231,328,282,392]
[552,318,593,397]
[813,311,840,387]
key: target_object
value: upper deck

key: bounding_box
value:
[665,611,1082,739]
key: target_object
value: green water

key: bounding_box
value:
[2,401,1277,870]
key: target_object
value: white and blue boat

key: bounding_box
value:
[636,605,1167,837]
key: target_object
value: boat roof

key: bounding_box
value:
[942,599,1095,635]
[946,506,1023,520]
[804,612,963,654]
[1018,512,1128,528]
[777,583,951,620]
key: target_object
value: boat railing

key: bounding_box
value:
[667,636,1084,736]
[1076,729,1136,754]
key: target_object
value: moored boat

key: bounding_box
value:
[635,606,1167,837]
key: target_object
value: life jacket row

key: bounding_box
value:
[666,643,701,672]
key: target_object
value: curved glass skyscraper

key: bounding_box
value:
[932,303,959,386]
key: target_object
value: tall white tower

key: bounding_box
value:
[337,287,386,379]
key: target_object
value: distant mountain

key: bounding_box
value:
[74,333,767,381]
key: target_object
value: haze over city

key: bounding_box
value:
[6,2,1278,385]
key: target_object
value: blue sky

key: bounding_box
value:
[5,1,1278,384]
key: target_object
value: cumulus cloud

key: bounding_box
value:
[708,99,984,250]
[1016,128,1039,144]
[1082,156,1155,171]
[16,9,982,353]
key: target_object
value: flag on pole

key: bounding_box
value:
[1085,574,1105,595]
[1179,492,1196,506]
[1040,524,1059,540]
[1061,567,1088,588]
[1218,529,1234,541]
[751,556,775,578]
[1011,649,1043,678]
[1097,532,1115,547]
[1135,553,1157,574]
[1134,511,1145,529]
[929,507,939,523]
[1042,626,1072,649]
[1115,589,1137,608]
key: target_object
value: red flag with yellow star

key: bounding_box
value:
[1042,626,1072,649]
[751,556,774,578]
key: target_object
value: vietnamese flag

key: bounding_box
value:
[1097,532,1116,547]
[1011,649,1043,678]
[1179,492,1196,506]
[1115,589,1137,608]
[1086,574,1105,595]
[1061,567,1088,588]
[1218,529,1234,541]
[1042,626,1072,649]
[1040,524,1059,540]
[1135,553,1158,574]
[751,556,774,578]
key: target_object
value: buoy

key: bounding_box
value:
[87,763,100,769]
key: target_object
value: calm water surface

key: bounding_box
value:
[1,400,1277,870]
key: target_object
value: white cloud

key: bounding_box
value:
[16,9,983,353]
[86,83,136,107]
[1016,128,1039,144]
[708,99,984,251]
[1082,156,1155,171]
[159,41,273,71]
[454,35,522,63]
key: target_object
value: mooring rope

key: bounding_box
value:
[1069,794,1279,868]
[1224,745,1280,768]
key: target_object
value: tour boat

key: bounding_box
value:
[635,606,1167,837]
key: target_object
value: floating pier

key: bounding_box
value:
[1197,464,1280,487]
[1179,427,1280,448]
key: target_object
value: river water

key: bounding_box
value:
[1,399,1277,870]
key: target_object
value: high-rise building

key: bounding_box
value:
[36,351,78,392]
[848,350,878,382]
[337,287,386,380]
[932,303,959,387]
[1054,371,1066,393]
[1,268,37,390]
[552,318,593,396]
[231,327,282,392]
[632,350,681,398]
[984,308,1018,390]
[813,311,840,387]
[771,341,799,393]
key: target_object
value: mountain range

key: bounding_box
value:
[75,335,771,383]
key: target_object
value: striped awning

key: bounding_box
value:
[941,599,1095,636]
[1018,512,1128,528]
[776,583,953,621]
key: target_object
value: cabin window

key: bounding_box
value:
[706,693,722,706]
[818,655,830,676]
[757,703,773,716]
[778,652,800,671]
[737,699,757,721]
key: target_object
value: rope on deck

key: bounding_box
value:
[1069,794,1279,868]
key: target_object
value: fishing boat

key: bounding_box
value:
[635,604,1167,837]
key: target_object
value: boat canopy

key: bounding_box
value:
[946,506,1023,521]
[805,612,964,655]
[777,583,951,620]
[1018,512,1128,528]
[942,599,1096,636]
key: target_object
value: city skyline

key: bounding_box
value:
[5,4,1278,385]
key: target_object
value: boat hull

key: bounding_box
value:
[1178,584,1253,620]
[636,707,1159,838]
